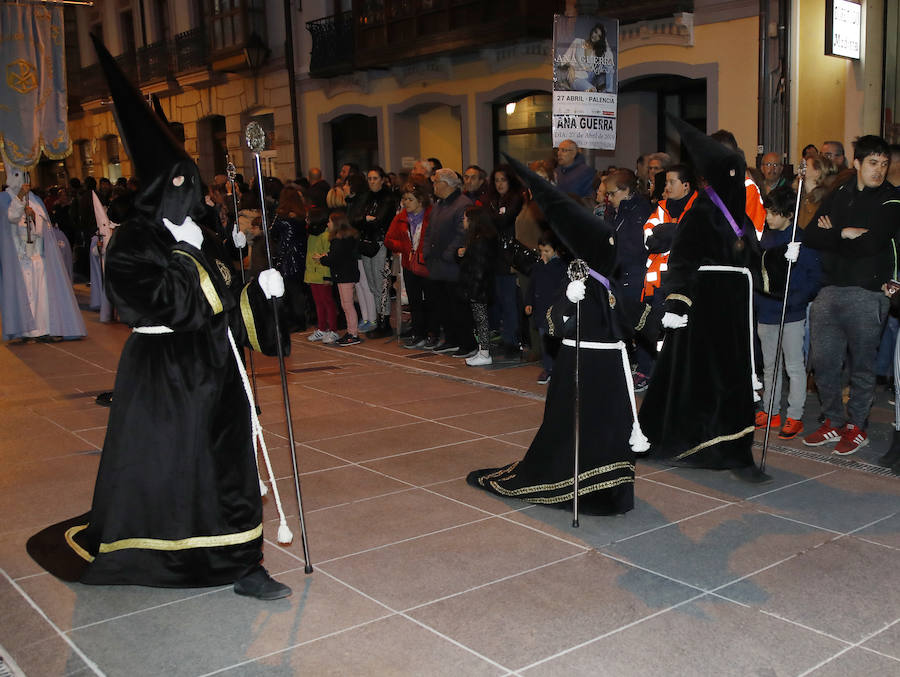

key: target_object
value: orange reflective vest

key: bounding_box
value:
[745,174,766,239]
[642,191,698,300]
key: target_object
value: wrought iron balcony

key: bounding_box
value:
[77,63,105,101]
[306,12,355,78]
[352,0,563,68]
[115,51,138,85]
[138,40,173,83]
[175,27,209,72]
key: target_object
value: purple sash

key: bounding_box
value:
[704,186,743,238]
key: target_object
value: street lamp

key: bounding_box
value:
[243,32,270,73]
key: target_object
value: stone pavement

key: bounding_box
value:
[1,305,898,676]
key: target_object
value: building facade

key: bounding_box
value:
[19,0,897,188]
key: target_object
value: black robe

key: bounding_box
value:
[28,215,285,587]
[638,196,760,469]
[467,276,636,515]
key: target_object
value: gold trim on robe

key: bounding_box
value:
[98,523,263,554]
[174,250,224,314]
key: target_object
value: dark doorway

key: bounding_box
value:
[198,115,227,180]
[331,114,378,182]
[619,75,707,161]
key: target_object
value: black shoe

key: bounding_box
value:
[433,342,460,354]
[878,430,900,467]
[402,335,426,349]
[335,333,361,346]
[95,391,113,407]
[233,565,292,600]
[366,316,393,339]
[452,347,478,358]
[730,465,773,484]
[422,336,439,350]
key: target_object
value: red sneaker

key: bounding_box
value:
[803,419,841,446]
[754,411,781,429]
[778,418,804,440]
[834,424,868,455]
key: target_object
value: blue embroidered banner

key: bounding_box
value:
[0,4,70,168]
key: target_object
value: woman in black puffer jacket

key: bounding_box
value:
[457,206,499,366]
[357,167,399,337]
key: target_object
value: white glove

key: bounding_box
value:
[661,312,688,329]
[784,241,800,263]
[566,279,586,303]
[232,228,247,249]
[258,268,285,299]
[163,216,204,250]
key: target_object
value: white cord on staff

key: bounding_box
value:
[227,327,293,544]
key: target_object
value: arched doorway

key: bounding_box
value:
[331,114,378,179]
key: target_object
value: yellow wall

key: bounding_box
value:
[793,0,849,162]
[418,105,462,171]
[299,60,551,171]
[618,16,761,159]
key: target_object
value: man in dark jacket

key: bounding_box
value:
[424,168,476,355]
[555,139,596,200]
[802,135,900,455]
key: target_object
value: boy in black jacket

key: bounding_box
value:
[524,231,568,384]
[802,135,900,455]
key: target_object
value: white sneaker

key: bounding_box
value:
[307,329,326,342]
[321,330,340,344]
[466,350,492,367]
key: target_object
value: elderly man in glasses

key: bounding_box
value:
[759,152,787,196]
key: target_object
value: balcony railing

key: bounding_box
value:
[351,0,563,69]
[175,27,209,72]
[307,11,355,78]
[137,40,173,82]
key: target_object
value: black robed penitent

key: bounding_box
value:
[27,36,290,587]
[466,155,643,515]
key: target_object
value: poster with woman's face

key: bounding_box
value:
[553,16,618,94]
[552,15,619,150]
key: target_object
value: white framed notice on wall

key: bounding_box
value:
[825,0,861,60]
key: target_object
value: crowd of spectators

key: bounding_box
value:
[19,132,900,472]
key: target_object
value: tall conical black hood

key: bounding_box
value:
[91,34,189,186]
[91,34,201,223]
[501,153,614,275]
[667,115,747,230]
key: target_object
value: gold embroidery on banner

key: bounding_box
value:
[6,59,38,94]
[675,426,756,459]
[173,250,223,314]
[65,524,94,562]
[240,284,262,352]
[666,293,692,307]
[489,461,634,496]
[98,524,263,554]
